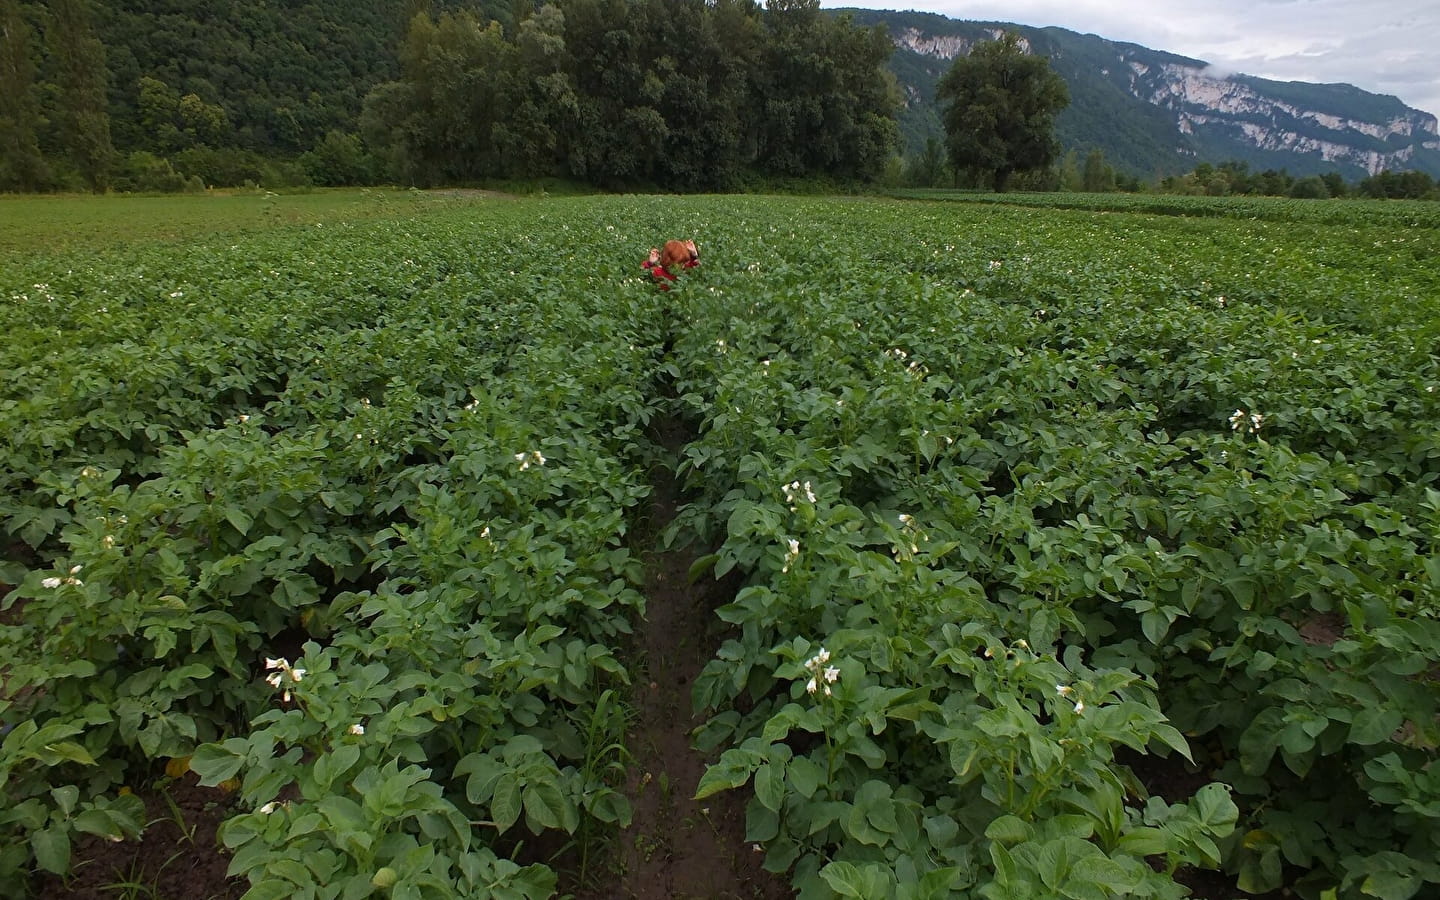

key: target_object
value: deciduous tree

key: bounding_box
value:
[936,31,1068,192]
[495,2,575,178]
[1081,148,1113,192]
[0,0,49,191]
[751,0,898,180]
[905,136,947,187]
[46,0,115,192]
[361,0,898,189]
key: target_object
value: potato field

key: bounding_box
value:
[2,193,1438,900]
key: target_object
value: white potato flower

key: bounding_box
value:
[782,539,800,573]
[263,657,305,702]
[802,647,839,697]
[1229,408,1264,434]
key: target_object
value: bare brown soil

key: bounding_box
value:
[33,772,246,900]
[572,416,793,899]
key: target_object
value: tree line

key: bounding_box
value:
[2,0,114,192]
[0,0,902,193]
[2,0,416,192]
[1161,162,1440,200]
[4,0,1434,198]
[893,142,1440,202]
[362,0,900,189]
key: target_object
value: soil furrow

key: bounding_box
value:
[576,414,790,900]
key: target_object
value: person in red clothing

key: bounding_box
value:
[642,240,699,287]
[642,246,677,285]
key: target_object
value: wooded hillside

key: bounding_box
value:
[0,0,900,192]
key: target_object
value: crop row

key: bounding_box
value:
[1,204,678,897]
[3,194,1439,899]
[660,198,1439,899]
[894,189,1440,230]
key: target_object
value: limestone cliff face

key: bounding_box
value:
[1134,59,1440,174]
[894,26,1025,59]
[861,8,1440,177]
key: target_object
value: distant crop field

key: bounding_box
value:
[0,188,504,256]
[3,194,1438,899]
[893,187,1440,228]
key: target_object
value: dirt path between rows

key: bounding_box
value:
[574,416,792,900]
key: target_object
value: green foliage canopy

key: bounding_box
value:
[936,30,1068,191]
[47,0,114,192]
[0,0,49,191]
[5,0,899,191]
[362,0,900,189]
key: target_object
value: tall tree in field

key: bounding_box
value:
[0,0,49,191]
[906,136,948,187]
[46,0,114,192]
[1082,148,1114,192]
[936,31,1068,192]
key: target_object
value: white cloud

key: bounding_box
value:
[823,1,1440,118]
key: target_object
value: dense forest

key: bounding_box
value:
[0,0,901,192]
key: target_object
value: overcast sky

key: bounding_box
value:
[821,1,1440,120]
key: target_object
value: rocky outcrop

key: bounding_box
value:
[894,26,1024,59]
[1140,62,1439,173]
[868,9,1440,177]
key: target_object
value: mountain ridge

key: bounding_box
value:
[836,8,1440,179]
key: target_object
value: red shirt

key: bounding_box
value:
[642,255,696,289]
[642,259,678,283]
